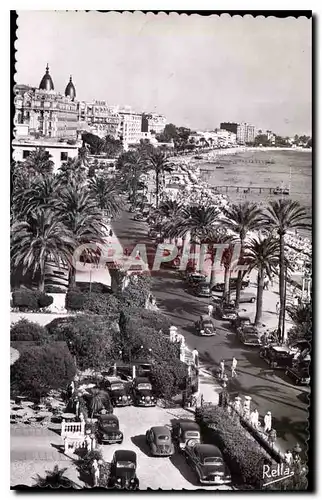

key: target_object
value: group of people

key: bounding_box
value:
[219,357,238,379]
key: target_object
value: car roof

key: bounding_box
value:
[271,345,290,352]
[99,414,118,422]
[107,377,125,384]
[194,444,223,460]
[177,420,200,431]
[114,450,137,462]
[151,426,171,436]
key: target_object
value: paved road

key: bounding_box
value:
[112,208,309,454]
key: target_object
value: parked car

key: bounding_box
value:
[104,378,132,407]
[146,426,175,457]
[194,284,212,298]
[237,326,261,346]
[109,450,139,490]
[184,443,232,485]
[172,419,201,450]
[134,213,144,221]
[238,292,256,304]
[285,355,311,385]
[230,315,251,331]
[132,377,156,407]
[186,272,207,288]
[96,414,123,444]
[194,315,216,336]
[212,277,250,292]
[260,345,294,368]
[148,229,160,239]
[215,303,238,320]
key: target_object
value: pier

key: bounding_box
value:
[211,185,289,195]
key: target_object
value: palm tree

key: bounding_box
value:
[88,176,123,217]
[221,243,234,303]
[164,204,221,276]
[78,145,90,168]
[24,147,54,176]
[56,183,107,287]
[34,465,78,488]
[17,176,60,218]
[117,151,148,206]
[244,236,279,324]
[263,199,310,341]
[148,150,173,208]
[286,301,312,343]
[88,389,109,418]
[11,209,75,291]
[222,202,264,307]
[56,157,87,186]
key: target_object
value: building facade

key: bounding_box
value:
[14,65,79,140]
[118,109,144,147]
[78,100,121,139]
[141,113,166,135]
[220,122,255,144]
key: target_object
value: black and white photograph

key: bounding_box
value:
[10,10,312,491]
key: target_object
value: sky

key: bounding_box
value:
[15,11,312,136]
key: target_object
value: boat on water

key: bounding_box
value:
[216,166,224,169]
[273,186,290,195]
[265,159,275,165]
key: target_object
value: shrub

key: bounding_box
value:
[37,292,54,308]
[12,289,39,311]
[11,342,76,400]
[119,274,151,308]
[46,316,115,371]
[195,406,269,489]
[65,288,86,311]
[44,285,66,294]
[82,292,121,318]
[10,318,48,342]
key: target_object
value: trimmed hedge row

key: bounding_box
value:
[12,289,53,311]
[195,405,270,490]
[11,318,49,342]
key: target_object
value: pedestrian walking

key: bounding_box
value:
[263,277,269,290]
[207,304,214,317]
[264,411,272,433]
[109,229,113,237]
[219,359,225,379]
[231,357,237,378]
[276,301,280,315]
[284,450,293,465]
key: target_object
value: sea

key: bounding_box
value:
[199,149,312,239]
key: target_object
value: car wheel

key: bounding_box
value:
[250,297,255,303]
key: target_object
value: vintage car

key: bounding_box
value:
[184,443,232,485]
[193,284,212,298]
[132,377,156,407]
[194,315,216,336]
[212,277,250,292]
[186,272,207,288]
[96,414,123,444]
[259,345,294,369]
[215,303,238,321]
[237,326,261,346]
[285,355,311,385]
[109,450,139,490]
[172,419,201,450]
[133,212,144,221]
[146,426,175,457]
[238,292,256,304]
[230,315,252,331]
[104,378,132,407]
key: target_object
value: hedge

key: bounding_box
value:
[12,289,53,311]
[11,342,76,400]
[195,405,270,490]
[10,318,48,343]
[65,288,86,310]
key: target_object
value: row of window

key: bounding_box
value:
[22,150,69,161]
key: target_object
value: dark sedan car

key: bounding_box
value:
[186,272,207,287]
[285,355,311,385]
[194,284,212,298]
[146,426,175,457]
[104,378,132,407]
[172,420,201,451]
[96,414,123,444]
[230,315,251,331]
[109,450,139,490]
[215,303,238,320]
[185,443,231,485]
[195,315,216,336]
[132,377,156,407]
[212,277,250,292]
[260,345,294,368]
[238,326,261,346]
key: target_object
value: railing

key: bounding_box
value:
[61,420,85,438]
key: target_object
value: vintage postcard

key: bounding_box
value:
[11,10,312,491]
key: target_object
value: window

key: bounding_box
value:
[22,150,30,159]
[60,152,68,161]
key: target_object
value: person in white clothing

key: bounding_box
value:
[231,357,237,378]
[264,411,272,432]
[219,359,225,379]
[284,450,293,465]
[207,304,214,317]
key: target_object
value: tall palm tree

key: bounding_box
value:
[221,243,234,302]
[286,301,312,343]
[263,199,310,341]
[56,157,87,186]
[56,183,107,287]
[117,151,148,206]
[244,236,279,324]
[148,150,173,208]
[11,209,75,291]
[24,147,54,176]
[88,176,123,217]
[222,202,264,307]
[34,465,78,488]
[17,175,60,219]
[78,145,90,168]
[164,205,221,276]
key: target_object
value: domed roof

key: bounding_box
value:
[65,76,76,100]
[39,64,54,91]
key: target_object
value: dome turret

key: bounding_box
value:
[39,64,54,91]
[65,75,76,101]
